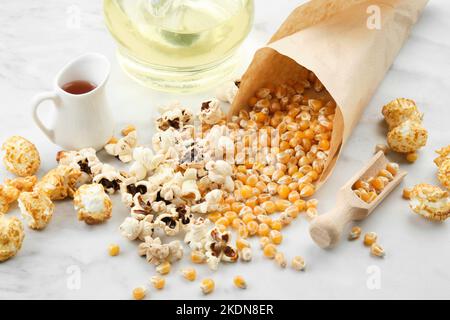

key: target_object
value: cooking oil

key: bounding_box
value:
[103,0,254,92]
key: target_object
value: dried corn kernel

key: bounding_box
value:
[402,188,412,200]
[258,223,270,237]
[306,207,318,219]
[233,275,247,289]
[275,199,291,211]
[108,244,120,256]
[200,278,215,295]
[181,268,197,281]
[156,261,171,275]
[370,243,385,257]
[270,219,283,231]
[191,251,206,264]
[263,243,277,259]
[291,256,306,271]
[363,232,377,246]
[275,252,287,268]
[132,287,146,300]
[246,220,259,235]
[269,230,283,245]
[150,275,165,290]
[348,226,362,240]
[406,152,418,163]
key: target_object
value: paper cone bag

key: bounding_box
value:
[230,0,428,187]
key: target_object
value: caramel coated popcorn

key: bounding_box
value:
[409,183,450,221]
[0,214,25,262]
[35,165,81,200]
[434,145,450,190]
[2,136,40,177]
[18,191,54,230]
[382,99,427,157]
[73,184,112,224]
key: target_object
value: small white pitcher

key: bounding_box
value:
[31,53,115,151]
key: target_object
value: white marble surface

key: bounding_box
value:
[0,0,449,300]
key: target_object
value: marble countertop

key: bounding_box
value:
[0,0,449,300]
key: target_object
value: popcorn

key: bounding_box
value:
[434,145,450,190]
[1,136,40,177]
[387,120,428,153]
[204,227,238,270]
[34,165,82,200]
[382,99,428,155]
[154,205,193,236]
[409,183,450,221]
[0,184,20,213]
[104,130,137,163]
[191,189,223,214]
[73,184,112,224]
[156,106,193,131]
[0,214,25,262]
[5,176,37,193]
[129,147,164,180]
[120,177,154,207]
[199,99,225,125]
[138,236,183,265]
[184,217,211,251]
[56,148,103,184]
[93,164,127,194]
[205,160,234,192]
[382,98,422,130]
[119,215,154,241]
[180,168,201,201]
[18,191,54,230]
[215,80,239,104]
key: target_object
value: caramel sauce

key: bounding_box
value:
[62,80,96,95]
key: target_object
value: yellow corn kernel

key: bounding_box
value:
[348,226,362,240]
[216,217,230,227]
[277,185,290,199]
[353,179,366,190]
[238,225,249,238]
[406,152,418,163]
[270,219,283,231]
[245,196,258,208]
[156,261,171,275]
[275,199,291,212]
[300,184,315,198]
[224,211,238,223]
[246,220,259,236]
[200,278,215,295]
[246,174,258,187]
[285,205,300,219]
[231,218,244,230]
[239,205,253,216]
[402,187,412,200]
[191,251,206,264]
[291,256,306,271]
[108,244,120,256]
[258,193,271,204]
[307,170,319,181]
[294,199,306,211]
[363,232,377,246]
[263,243,277,259]
[253,205,266,215]
[306,199,318,208]
[370,177,385,191]
[278,175,292,185]
[240,185,253,199]
[236,238,251,251]
[181,267,197,281]
[288,181,299,191]
[318,139,330,151]
[150,275,165,290]
[237,165,247,173]
[231,202,244,213]
[269,230,283,245]
[132,286,146,300]
[216,224,227,233]
[267,182,278,195]
[260,236,270,249]
[207,212,222,223]
[378,169,394,181]
[242,212,256,224]
[287,190,300,202]
[258,223,270,237]
[386,162,399,176]
[261,200,277,214]
[306,207,318,219]
[370,243,385,257]
[233,275,247,289]
[121,124,136,136]
[255,181,267,192]
[274,252,287,268]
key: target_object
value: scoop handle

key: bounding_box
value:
[309,203,365,249]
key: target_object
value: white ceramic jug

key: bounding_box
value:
[31,53,115,151]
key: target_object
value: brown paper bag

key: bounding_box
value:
[230,0,428,187]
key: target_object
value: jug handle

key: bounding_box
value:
[31,92,59,143]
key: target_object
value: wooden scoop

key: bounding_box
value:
[309,151,407,249]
